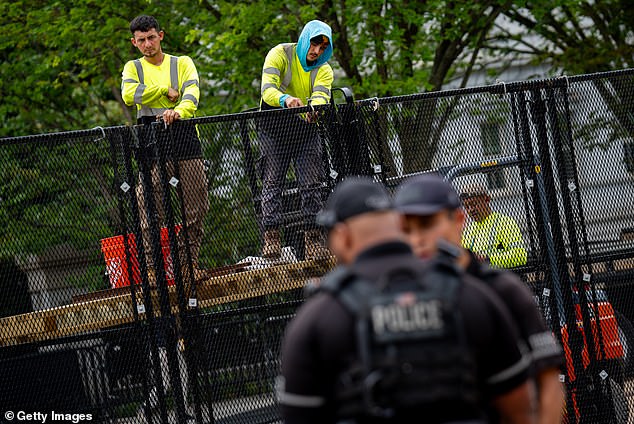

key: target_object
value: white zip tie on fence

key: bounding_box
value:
[91,126,107,142]
[307,97,315,114]
[369,97,380,111]
[307,97,321,124]
[495,79,507,97]
[559,74,570,89]
[120,182,131,193]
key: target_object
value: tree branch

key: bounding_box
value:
[200,0,222,21]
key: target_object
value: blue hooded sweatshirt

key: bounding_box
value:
[296,20,333,72]
[260,20,334,109]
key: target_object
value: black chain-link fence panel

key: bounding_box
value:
[1,69,633,423]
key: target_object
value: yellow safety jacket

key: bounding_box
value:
[260,43,333,109]
[462,212,528,268]
[121,54,199,121]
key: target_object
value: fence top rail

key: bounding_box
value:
[567,67,634,83]
[3,67,634,143]
[189,102,331,125]
[354,67,634,108]
[0,125,125,146]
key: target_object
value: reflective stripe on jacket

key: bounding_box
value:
[461,212,527,268]
[260,43,333,109]
[121,54,199,119]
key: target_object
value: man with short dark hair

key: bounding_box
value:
[121,15,209,281]
[278,176,537,424]
[460,183,527,268]
[394,173,564,424]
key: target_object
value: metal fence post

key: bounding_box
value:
[133,123,172,423]
[529,88,594,423]
[107,126,155,420]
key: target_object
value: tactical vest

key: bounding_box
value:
[321,254,480,420]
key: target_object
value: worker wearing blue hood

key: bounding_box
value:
[258,20,334,261]
[261,20,333,110]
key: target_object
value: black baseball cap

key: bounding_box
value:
[316,177,392,229]
[394,173,461,216]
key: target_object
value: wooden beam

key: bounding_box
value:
[0,258,335,347]
[3,253,630,347]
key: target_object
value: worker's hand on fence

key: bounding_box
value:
[285,96,304,108]
[161,109,181,125]
[306,111,319,123]
[166,87,180,102]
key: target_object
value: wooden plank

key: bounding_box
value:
[519,255,634,289]
[198,258,335,308]
[4,253,628,347]
[0,258,335,346]
[614,258,634,272]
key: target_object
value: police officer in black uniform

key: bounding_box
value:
[277,176,537,424]
[394,173,564,424]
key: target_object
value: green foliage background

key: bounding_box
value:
[3,0,632,138]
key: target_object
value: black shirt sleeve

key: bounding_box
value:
[278,293,353,424]
[461,276,531,398]
[488,271,564,372]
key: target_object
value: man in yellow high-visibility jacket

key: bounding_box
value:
[460,184,527,268]
[121,15,209,281]
[258,20,334,261]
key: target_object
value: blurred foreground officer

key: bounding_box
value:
[277,176,537,424]
[395,173,564,424]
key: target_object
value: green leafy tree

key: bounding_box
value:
[502,1,634,152]
[0,133,118,256]
[0,0,206,137]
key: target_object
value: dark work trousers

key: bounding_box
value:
[136,158,209,269]
[259,115,324,231]
[135,122,209,271]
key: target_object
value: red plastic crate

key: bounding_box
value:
[100,225,182,288]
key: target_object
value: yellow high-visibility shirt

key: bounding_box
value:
[121,54,199,120]
[462,212,527,268]
[260,43,333,108]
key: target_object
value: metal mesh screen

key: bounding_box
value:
[1,69,633,423]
